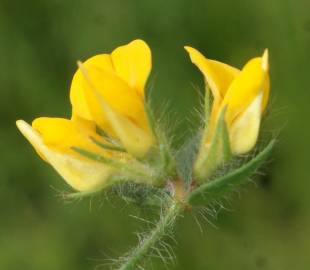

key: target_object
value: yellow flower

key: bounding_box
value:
[16,40,155,192]
[70,39,155,156]
[185,46,270,155]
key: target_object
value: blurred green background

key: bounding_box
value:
[1,0,310,269]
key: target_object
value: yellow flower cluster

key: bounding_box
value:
[16,39,270,192]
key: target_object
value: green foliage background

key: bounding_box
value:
[1,0,309,269]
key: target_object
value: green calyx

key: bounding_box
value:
[193,107,232,182]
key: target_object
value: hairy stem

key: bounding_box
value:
[117,201,183,270]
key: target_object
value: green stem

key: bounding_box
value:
[118,201,183,270]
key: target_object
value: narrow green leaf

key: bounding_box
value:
[95,126,122,146]
[144,102,158,140]
[96,126,113,140]
[90,137,127,152]
[71,147,123,168]
[188,139,275,206]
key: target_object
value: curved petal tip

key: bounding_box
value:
[262,49,269,72]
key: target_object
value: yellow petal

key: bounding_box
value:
[261,49,270,112]
[83,67,148,130]
[223,52,269,125]
[96,96,155,157]
[77,61,155,157]
[184,46,240,102]
[229,92,263,154]
[16,120,114,192]
[70,54,114,121]
[32,117,101,156]
[70,113,97,131]
[70,54,149,132]
[111,39,151,96]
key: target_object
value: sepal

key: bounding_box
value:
[194,108,232,181]
[71,147,160,186]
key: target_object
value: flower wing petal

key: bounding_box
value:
[223,55,269,125]
[90,92,155,157]
[229,92,263,154]
[16,120,113,192]
[32,116,103,155]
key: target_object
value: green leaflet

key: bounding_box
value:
[188,139,275,206]
[194,107,232,181]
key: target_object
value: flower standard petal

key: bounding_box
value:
[70,54,114,121]
[184,46,240,103]
[70,40,154,146]
[70,54,147,129]
[77,61,155,157]
[111,39,152,96]
[184,46,240,137]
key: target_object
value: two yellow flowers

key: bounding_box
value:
[16,39,270,192]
